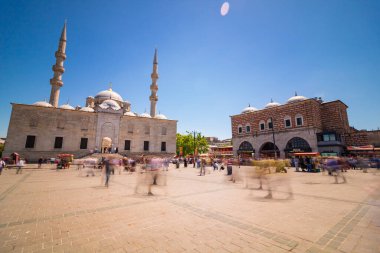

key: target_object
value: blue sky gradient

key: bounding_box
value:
[1,0,379,139]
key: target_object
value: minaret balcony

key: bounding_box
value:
[55,51,67,60]
[151,73,159,79]
[50,79,63,87]
[52,65,65,73]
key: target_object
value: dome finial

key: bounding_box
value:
[248,103,251,107]
[270,98,273,103]
[108,82,112,91]
[66,98,69,104]
[295,91,298,96]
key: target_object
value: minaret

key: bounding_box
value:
[149,49,159,117]
[49,22,67,107]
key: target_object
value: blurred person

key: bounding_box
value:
[199,158,206,176]
[0,158,5,175]
[184,157,188,167]
[16,158,25,174]
[38,157,43,168]
[326,157,346,184]
[104,159,111,187]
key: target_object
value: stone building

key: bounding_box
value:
[231,93,371,158]
[3,23,177,161]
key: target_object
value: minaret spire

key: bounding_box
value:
[149,48,159,117]
[49,21,67,107]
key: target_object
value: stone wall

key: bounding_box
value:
[3,104,178,161]
[232,127,319,159]
[3,104,97,161]
[118,116,177,154]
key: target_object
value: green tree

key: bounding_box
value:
[0,143,4,158]
[176,132,209,156]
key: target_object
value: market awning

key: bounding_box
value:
[347,145,379,151]
[293,152,320,156]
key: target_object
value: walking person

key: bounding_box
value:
[16,159,25,174]
[0,158,5,175]
[104,159,111,187]
[38,157,43,169]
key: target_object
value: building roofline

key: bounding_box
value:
[230,98,323,117]
[321,99,348,108]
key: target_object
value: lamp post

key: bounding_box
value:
[190,130,200,168]
[270,117,277,159]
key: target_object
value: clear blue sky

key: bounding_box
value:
[1,0,379,139]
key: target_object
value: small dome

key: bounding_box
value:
[80,106,95,112]
[124,111,136,116]
[33,101,53,107]
[99,99,121,110]
[139,112,152,118]
[95,88,123,102]
[265,99,281,108]
[59,104,75,110]
[155,114,168,120]
[242,104,258,113]
[287,92,307,103]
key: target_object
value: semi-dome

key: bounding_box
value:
[287,92,307,103]
[155,114,168,120]
[99,99,121,110]
[95,88,123,102]
[124,111,136,116]
[59,104,75,110]
[80,106,95,112]
[139,112,152,118]
[242,104,258,113]
[265,99,281,108]
[33,101,53,107]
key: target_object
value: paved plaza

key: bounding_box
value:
[0,165,379,253]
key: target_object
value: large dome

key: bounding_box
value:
[99,99,121,110]
[287,92,307,103]
[95,88,123,102]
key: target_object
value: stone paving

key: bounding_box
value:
[0,165,379,253]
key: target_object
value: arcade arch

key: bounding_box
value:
[284,137,311,157]
[259,142,280,159]
[237,141,255,158]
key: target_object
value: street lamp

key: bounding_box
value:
[189,130,200,168]
[270,117,277,159]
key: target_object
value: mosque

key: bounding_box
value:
[3,23,177,161]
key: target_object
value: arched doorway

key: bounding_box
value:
[284,137,311,157]
[237,141,255,158]
[259,142,280,159]
[101,137,112,153]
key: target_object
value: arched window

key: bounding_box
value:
[284,115,292,128]
[238,125,243,134]
[267,118,273,129]
[295,114,303,126]
[245,124,251,133]
[259,120,265,131]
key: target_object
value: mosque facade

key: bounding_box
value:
[3,23,177,161]
[231,93,371,159]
